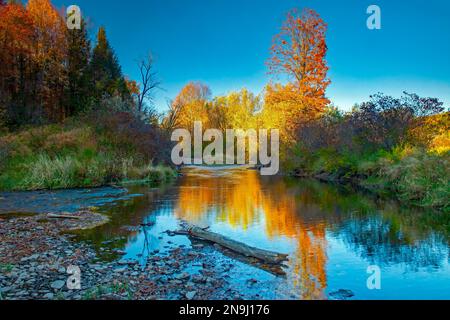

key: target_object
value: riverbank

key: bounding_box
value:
[0,212,246,300]
[0,116,176,192]
[290,148,449,212]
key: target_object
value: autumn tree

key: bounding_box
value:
[210,89,261,131]
[172,82,211,131]
[0,1,34,126]
[267,8,330,124]
[27,0,68,121]
[1,0,137,127]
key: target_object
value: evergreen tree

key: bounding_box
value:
[89,27,130,103]
[66,18,91,116]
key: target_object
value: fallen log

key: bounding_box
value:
[47,213,82,220]
[187,226,289,265]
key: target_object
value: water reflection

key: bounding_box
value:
[76,167,450,299]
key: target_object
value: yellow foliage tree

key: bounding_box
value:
[210,88,261,131]
[173,81,211,131]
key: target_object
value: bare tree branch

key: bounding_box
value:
[137,52,161,113]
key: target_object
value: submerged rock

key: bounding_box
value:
[50,280,65,290]
[329,289,355,300]
[43,293,54,300]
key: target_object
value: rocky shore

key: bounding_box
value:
[0,212,244,300]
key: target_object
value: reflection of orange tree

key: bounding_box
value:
[262,181,327,300]
[175,169,327,299]
[175,170,263,230]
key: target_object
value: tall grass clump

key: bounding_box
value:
[376,151,450,210]
[22,154,82,190]
[20,153,119,190]
[120,159,177,185]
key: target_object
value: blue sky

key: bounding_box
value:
[53,0,450,112]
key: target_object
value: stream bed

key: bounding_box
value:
[1,166,449,300]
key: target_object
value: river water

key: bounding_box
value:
[1,166,449,299]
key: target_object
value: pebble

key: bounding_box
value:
[329,289,355,300]
[174,272,190,280]
[43,293,54,300]
[50,280,66,290]
[185,291,197,300]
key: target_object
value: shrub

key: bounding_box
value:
[84,108,171,165]
[296,93,447,156]
[429,131,450,154]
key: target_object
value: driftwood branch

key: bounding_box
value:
[186,226,289,265]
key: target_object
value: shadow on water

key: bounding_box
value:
[1,167,449,299]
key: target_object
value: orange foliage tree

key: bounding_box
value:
[27,0,68,121]
[266,8,330,126]
[0,2,34,123]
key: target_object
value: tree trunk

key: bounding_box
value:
[187,226,289,265]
